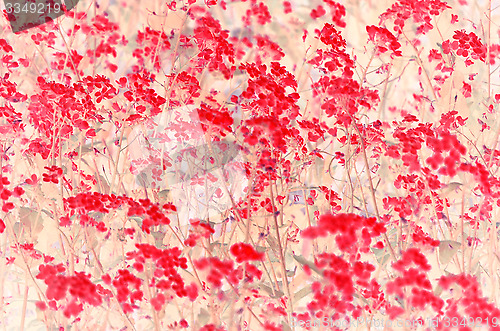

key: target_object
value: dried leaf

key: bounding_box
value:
[439,240,461,265]
[293,286,312,302]
[259,283,284,298]
[292,254,323,276]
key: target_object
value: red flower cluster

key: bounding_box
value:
[386,248,444,318]
[303,253,379,322]
[42,165,63,184]
[1,0,500,329]
[242,1,272,26]
[230,242,264,263]
[302,213,386,255]
[184,218,215,247]
[380,0,451,34]
[134,27,171,70]
[192,12,236,79]
[194,257,240,288]
[63,193,176,233]
[442,30,487,65]
[438,274,500,329]
[36,264,108,318]
[126,244,192,303]
[366,25,402,57]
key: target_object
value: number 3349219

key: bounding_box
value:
[5,2,61,14]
